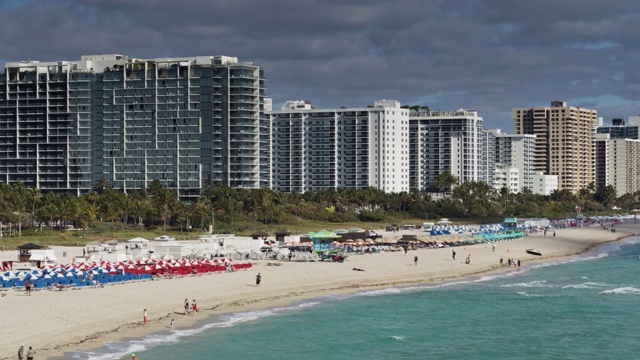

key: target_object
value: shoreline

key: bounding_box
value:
[2,224,637,360]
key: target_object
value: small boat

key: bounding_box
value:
[526,249,542,256]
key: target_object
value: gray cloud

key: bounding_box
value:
[1,0,640,128]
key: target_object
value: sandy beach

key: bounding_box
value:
[0,223,637,359]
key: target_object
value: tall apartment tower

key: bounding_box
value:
[512,101,597,193]
[409,109,487,191]
[270,100,409,193]
[0,54,270,199]
[485,129,536,192]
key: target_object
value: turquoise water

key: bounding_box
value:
[70,237,640,360]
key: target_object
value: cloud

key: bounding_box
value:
[1,0,640,129]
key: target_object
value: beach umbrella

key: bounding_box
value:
[66,272,75,277]
[56,273,65,278]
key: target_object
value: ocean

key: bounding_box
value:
[68,236,640,360]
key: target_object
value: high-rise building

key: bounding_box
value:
[0,54,270,199]
[594,134,640,197]
[596,116,640,140]
[512,101,597,193]
[485,129,536,192]
[409,109,487,191]
[269,100,409,193]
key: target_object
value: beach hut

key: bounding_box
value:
[274,229,291,244]
[250,231,269,240]
[17,243,43,262]
[308,230,342,252]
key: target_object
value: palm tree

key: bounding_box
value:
[153,189,178,231]
[193,198,212,230]
[434,171,459,192]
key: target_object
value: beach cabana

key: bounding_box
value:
[308,230,342,252]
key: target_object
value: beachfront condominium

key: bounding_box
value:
[485,129,536,192]
[594,134,640,197]
[269,100,409,193]
[512,101,597,193]
[596,116,640,140]
[0,54,270,199]
[409,109,488,191]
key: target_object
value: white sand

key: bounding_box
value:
[0,225,635,359]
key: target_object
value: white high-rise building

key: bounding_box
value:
[269,100,409,193]
[595,134,640,197]
[409,109,486,191]
[486,129,536,192]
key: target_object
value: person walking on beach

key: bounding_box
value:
[255,272,262,287]
[26,347,34,360]
[143,308,147,326]
[170,318,175,328]
[452,250,456,260]
[492,242,496,252]
[18,344,24,360]
[414,256,418,266]
[184,298,190,315]
[25,280,31,296]
[192,299,197,315]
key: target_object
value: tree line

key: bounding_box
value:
[0,172,632,235]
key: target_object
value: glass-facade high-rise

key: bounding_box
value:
[0,54,269,199]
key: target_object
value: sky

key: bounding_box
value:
[1,0,639,130]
